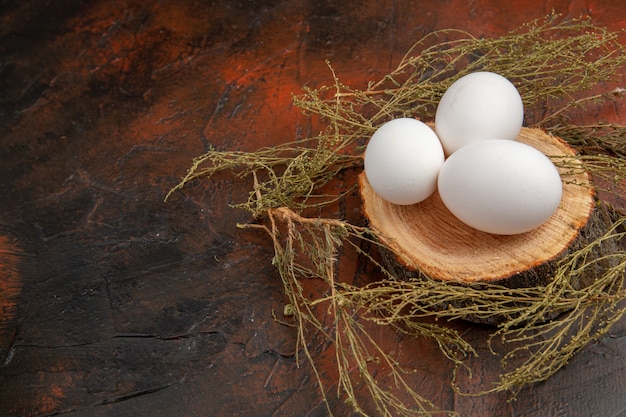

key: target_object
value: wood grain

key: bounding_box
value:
[360,128,594,282]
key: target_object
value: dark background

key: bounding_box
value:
[1,1,625,416]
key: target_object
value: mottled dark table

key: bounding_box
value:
[1,1,625,416]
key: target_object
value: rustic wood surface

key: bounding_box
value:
[1,1,625,416]
[360,128,596,283]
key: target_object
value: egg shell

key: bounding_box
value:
[435,71,524,155]
[364,118,445,205]
[437,139,563,235]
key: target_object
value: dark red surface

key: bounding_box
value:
[1,1,625,416]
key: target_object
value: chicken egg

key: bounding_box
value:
[437,139,562,235]
[364,118,445,205]
[435,71,524,155]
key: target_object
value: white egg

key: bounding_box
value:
[437,139,562,235]
[435,71,524,155]
[364,118,445,205]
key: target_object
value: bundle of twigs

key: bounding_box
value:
[168,14,626,417]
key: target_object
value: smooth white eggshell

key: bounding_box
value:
[435,71,524,155]
[437,139,562,235]
[364,118,445,205]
